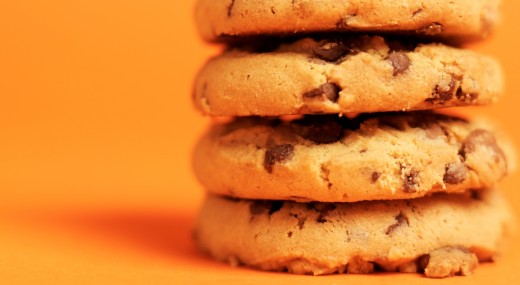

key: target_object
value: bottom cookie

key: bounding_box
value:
[195,189,513,278]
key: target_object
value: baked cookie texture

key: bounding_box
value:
[193,112,513,202]
[195,0,500,42]
[193,36,503,116]
[195,189,513,277]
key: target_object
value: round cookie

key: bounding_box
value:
[195,0,500,42]
[193,112,512,202]
[195,189,513,277]
[193,36,503,116]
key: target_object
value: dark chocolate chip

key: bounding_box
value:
[264,144,295,173]
[443,162,468,184]
[303,121,343,144]
[371,172,381,183]
[313,40,350,62]
[287,231,293,238]
[303,83,340,102]
[419,22,444,35]
[403,169,420,193]
[386,212,410,235]
[388,52,411,76]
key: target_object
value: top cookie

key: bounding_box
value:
[195,0,500,42]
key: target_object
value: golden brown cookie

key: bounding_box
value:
[194,36,503,116]
[196,188,513,277]
[195,0,500,42]
[193,112,512,202]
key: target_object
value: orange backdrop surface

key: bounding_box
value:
[0,1,519,284]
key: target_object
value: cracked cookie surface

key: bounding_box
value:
[193,112,513,202]
[193,36,503,116]
[195,189,512,277]
[195,0,500,42]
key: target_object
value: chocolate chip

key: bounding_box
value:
[303,121,343,144]
[386,212,409,235]
[388,52,411,76]
[403,169,420,193]
[264,144,295,173]
[303,83,340,102]
[460,129,506,162]
[443,162,468,184]
[426,79,457,104]
[371,172,381,183]
[313,40,350,62]
[419,22,444,35]
[287,231,293,238]
[249,200,284,217]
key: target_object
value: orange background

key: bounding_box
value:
[0,1,519,284]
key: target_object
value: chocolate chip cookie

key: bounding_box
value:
[195,188,513,277]
[193,36,503,116]
[195,0,500,42]
[193,112,512,202]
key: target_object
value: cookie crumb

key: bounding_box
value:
[424,247,478,278]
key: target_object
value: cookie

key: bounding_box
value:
[195,188,513,277]
[195,0,500,42]
[193,112,512,202]
[193,36,503,116]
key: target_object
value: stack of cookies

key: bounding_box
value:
[192,0,515,278]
